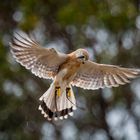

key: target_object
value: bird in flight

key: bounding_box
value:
[10,31,140,121]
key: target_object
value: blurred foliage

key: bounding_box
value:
[0,0,140,140]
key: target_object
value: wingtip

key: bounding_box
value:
[136,69,140,75]
[9,42,12,47]
[38,105,42,110]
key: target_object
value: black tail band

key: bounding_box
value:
[40,101,73,120]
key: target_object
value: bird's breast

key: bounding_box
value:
[55,58,82,87]
[60,60,81,82]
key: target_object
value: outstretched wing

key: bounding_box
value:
[71,61,140,90]
[10,32,68,79]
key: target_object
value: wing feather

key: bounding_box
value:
[71,61,140,90]
[10,32,68,79]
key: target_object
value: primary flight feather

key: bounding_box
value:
[10,31,140,121]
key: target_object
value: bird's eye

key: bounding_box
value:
[78,56,85,59]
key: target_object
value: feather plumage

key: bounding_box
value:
[10,32,68,79]
[39,82,76,120]
[10,31,140,121]
[72,61,140,90]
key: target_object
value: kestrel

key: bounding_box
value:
[10,31,140,121]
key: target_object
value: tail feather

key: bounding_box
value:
[39,83,76,120]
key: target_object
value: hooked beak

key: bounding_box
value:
[77,55,87,64]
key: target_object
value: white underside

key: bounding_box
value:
[39,68,76,112]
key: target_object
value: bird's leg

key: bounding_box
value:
[55,86,61,97]
[66,87,71,97]
[54,86,61,112]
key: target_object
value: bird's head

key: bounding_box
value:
[74,49,89,64]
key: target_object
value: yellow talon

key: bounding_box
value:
[57,88,61,97]
[68,90,71,97]
[66,88,71,97]
[56,87,61,97]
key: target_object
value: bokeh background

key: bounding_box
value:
[1,0,140,140]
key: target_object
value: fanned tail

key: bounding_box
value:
[38,82,76,120]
